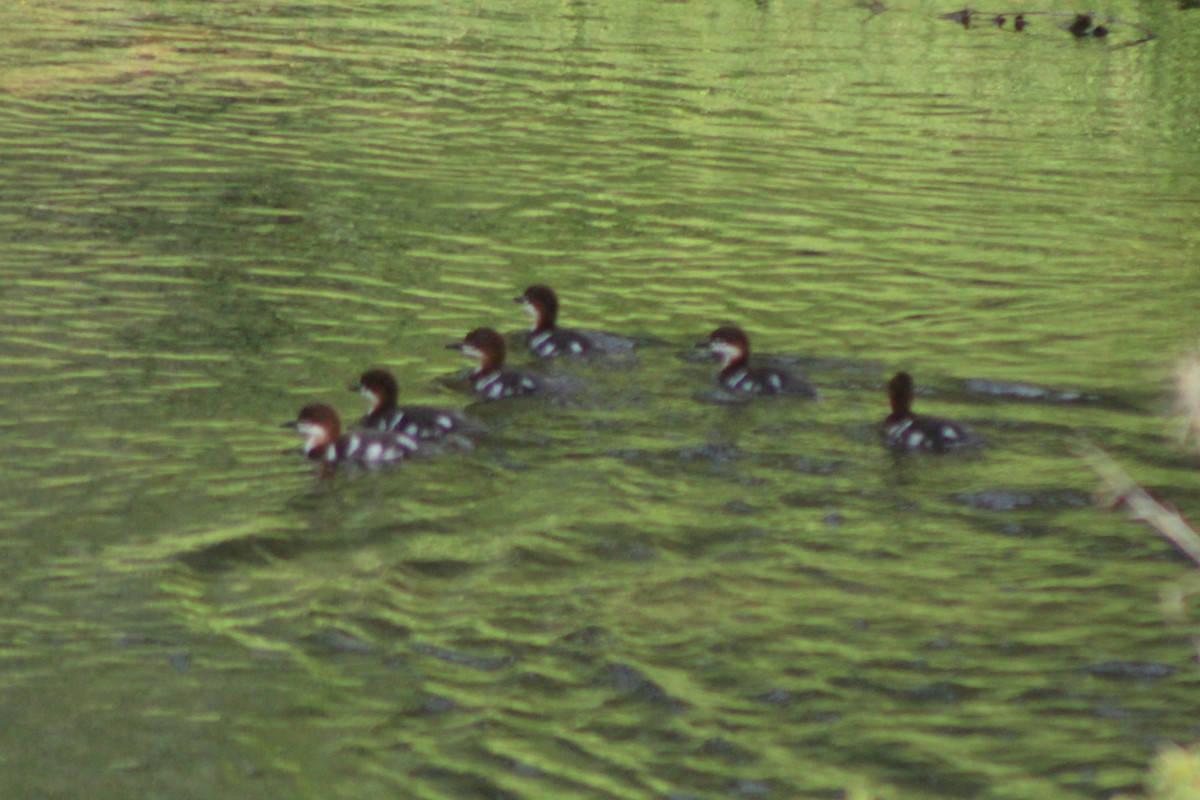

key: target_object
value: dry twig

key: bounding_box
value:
[1083,445,1200,568]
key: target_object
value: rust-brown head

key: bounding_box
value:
[887,371,915,419]
[697,326,751,369]
[447,326,507,374]
[351,368,399,413]
[283,403,342,456]
[515,284,559,333]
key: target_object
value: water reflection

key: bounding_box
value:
[1,0,1198,798]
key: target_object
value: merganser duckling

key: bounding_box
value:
[516,284,637,358]
[351,368,478,440]
[283,403,419,465]
[881,371,972,452]
[447,327,540,399]
[696,326,817,397]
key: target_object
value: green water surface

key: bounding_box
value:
[1,1,1199,798]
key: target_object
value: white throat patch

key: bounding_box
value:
[709,340,742,365]
[296,421,329,450]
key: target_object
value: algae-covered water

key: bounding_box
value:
[2,1,1199,798]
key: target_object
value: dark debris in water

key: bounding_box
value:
[410,642,513,671]
[938,6,1154,46]
[952,488,1091,512]
[1080,661,1176,680]
[730,778,773,796]
[755,688,795,706]
[505,758,543,778]
[305,628,376,655]
[419,694,458,715]
[834,670,983,704]
[1067,13,1109,37]
[961,378,1099,404]
[678,442,744,463]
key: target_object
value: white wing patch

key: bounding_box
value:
[475,374,499,396]
[530,331,554,356]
